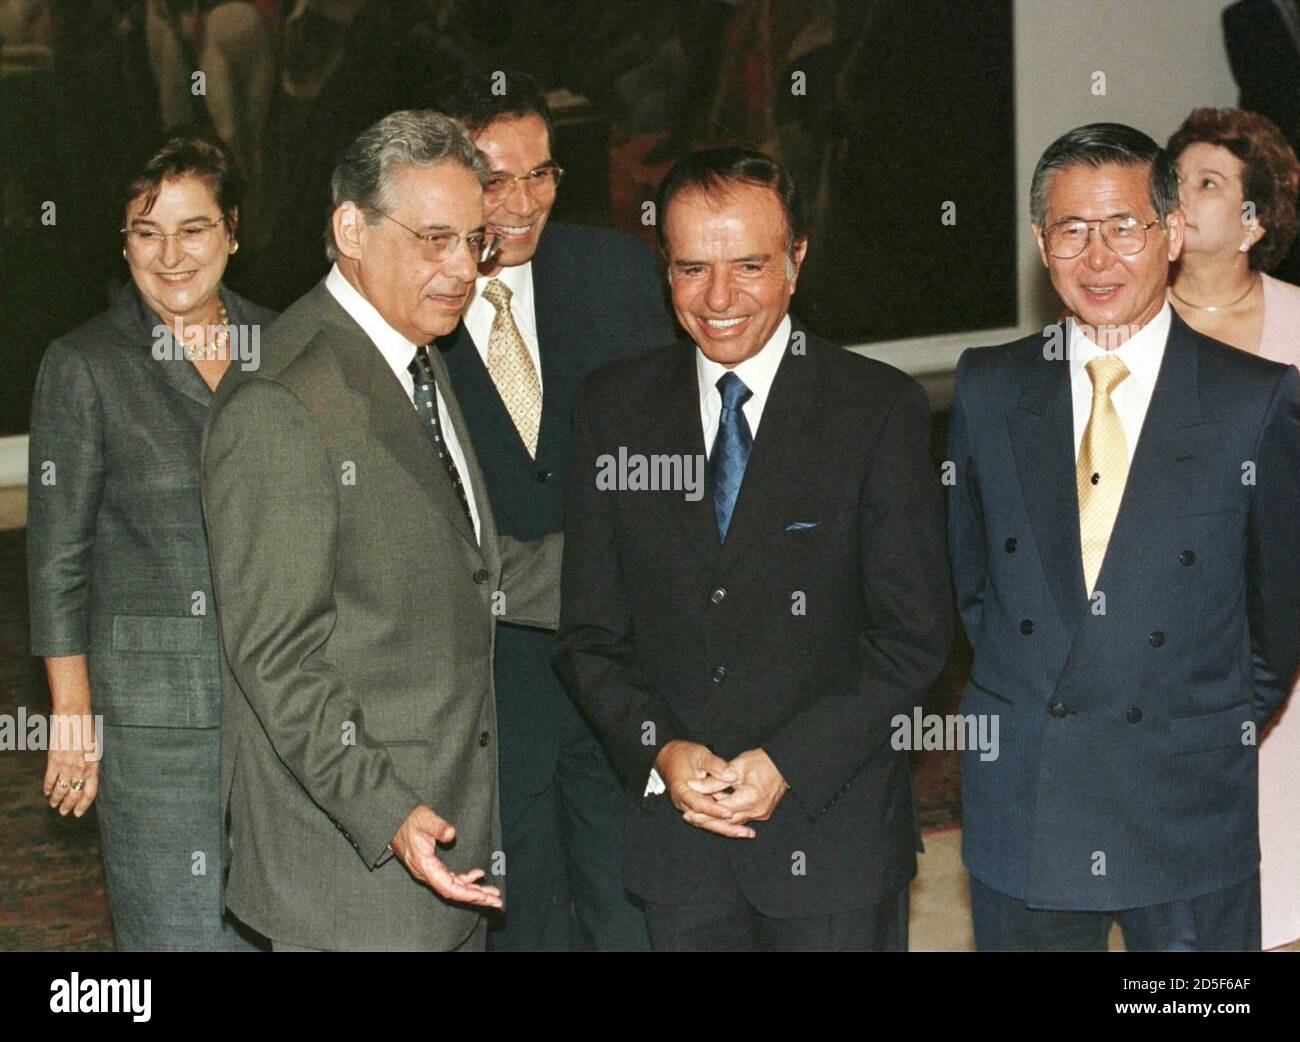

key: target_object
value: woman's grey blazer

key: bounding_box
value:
[27,282,277,727]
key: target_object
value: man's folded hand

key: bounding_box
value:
[706,748,788,825]
[656,739,754,839]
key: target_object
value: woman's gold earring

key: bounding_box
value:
[230,241,239,254]
[122,247,128,261]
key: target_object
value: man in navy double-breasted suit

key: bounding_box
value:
[949,123,1300,951]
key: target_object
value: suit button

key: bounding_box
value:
[1049,701,1067,718]
[478,731,490,747]
[536,469,551,483]
[1179,550,1195,566]
[1005,537,1017,553]
[1149,631,1165,648]
[711,666,727,684]
[473,568,489,584]
[1020,619,1034,635]
[1126,707,1143,723]
[710,587,726,604]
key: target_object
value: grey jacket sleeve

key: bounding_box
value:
[495,533,563,630]
[26,339,106,656]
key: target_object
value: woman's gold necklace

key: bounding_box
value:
[183,300,231,360]
[1170,274,1260,313]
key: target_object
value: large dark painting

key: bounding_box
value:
[0,0,1017,436]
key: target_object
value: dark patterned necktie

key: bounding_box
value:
[408,346,474,532]
[710,371,753,541]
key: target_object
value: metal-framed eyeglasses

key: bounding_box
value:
[1042,216,1160,259]
[377,211,500,265]
[484,164,564,201]
[121,219,224,254]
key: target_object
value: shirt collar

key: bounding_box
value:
[473,261,535,339]
[1067,301,1171,393]
[696,313,792,410]
[325,262,418,377]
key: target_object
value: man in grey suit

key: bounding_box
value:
[201,110,560,951]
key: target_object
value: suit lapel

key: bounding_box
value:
[715,329,822,577]
[114,282,214,409]
[324,290,483,558]
[1008,338,1089,638]
[530,236,577,467]
[1058,315,1205,680]
[654,346,722,568]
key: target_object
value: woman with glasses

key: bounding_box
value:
[26,130,275,950]
[1166,107,1300,952]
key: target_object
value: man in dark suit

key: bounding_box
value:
[949,123,1300,951]
[1223,0,1300,283]
[1224,0,1300,147]
[553,147,953,951]
[434,70,675,950]
[202,110,561,951]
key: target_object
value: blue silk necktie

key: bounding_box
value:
[710,371,753,541]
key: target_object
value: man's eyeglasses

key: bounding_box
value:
[121,220,224,254]
[1042,216,1160,259]
[378,211,500,265]
[484,165,564,201]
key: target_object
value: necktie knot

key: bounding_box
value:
[716,371,753,413]
[408,346,429,381]
[481,278,512,311]
[1086,355,1129,399]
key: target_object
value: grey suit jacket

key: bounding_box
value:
[27,282,276,727]
[200,280,560,951]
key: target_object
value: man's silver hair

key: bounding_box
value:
[325,109,489,260]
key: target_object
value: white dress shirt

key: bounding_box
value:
[696,314,792,456]
[463,261,543,393]
[645,313,794,797]
[325,264,482,541]
[1068,303,1171,463]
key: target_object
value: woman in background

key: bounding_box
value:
[1167,106,1300,951]
[27,131,275,950]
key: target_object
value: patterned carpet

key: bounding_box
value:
[0,523,966,951]
[0,529,115,950]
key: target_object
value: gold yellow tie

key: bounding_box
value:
[1077,355,1131,596]
[481,279,543,458]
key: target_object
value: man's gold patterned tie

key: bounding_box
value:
[481,279,542,458]
[1077,355,1131,596]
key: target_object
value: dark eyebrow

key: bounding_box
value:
[415,223,488,237]
[671,254,773,268]
[488,161,559,176]
[1052,210,1135,223]
[130,214,218,227]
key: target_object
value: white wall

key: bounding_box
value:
[0,0,1249,486]
[859,0,1242,406]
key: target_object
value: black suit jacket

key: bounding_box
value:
[1224,0,1300,147]
[553,324,954,916]
[440,222,675,796]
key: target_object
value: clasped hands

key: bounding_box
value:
[654,740,789,838]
